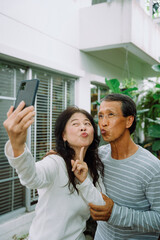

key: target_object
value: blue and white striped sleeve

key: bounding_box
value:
[108,172,160,233]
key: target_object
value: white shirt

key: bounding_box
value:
[5,141,105,240]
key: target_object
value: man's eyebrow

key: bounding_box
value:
[99,109,115,113]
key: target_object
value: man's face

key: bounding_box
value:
[98,101,130,143]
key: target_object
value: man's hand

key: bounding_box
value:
[89,193,114,221]
[43,149,57,158]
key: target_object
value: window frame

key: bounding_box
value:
[90,81,109,136]
[0,60,76,219]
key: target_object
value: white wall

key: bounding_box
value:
[79,0,160,63]
[0,0,118,113]
[131,0,160,62]
[0,0,89,111]
[0,0,81,74]
[0,0,91,48]
[0,0,158,112]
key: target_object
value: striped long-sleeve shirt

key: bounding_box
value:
[95,144,160,240]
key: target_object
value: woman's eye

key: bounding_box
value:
[85,122,91,126]
[73,123,78,126]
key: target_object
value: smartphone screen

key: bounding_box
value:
[14,79,39,110]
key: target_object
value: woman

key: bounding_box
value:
[3,101,105,240]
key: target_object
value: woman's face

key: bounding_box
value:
[62,112,94,152]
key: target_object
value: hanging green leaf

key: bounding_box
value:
[148,125,160,138]
[122,87,138,97]
[153,93,160,100]
[150,104,160,110]
[152,140,160,151]
[122,87,138,94]
[100,95,105,99]
[92,100,98,105]
[105,78,120,93]
[137,109,149,114]
[152,64,160,72]
[146,118,160,124]
[155,84,160,88]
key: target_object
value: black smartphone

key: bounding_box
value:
[14,79,39,110]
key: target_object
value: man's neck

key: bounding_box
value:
[110,137,138,160]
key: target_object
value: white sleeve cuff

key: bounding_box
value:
[5,140,27,160]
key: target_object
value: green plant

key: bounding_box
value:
[144,62,160,156]
[105,78,138,98]
[152,64,160,72]
[12,233,29,240]
[152,57,160,73]
[137,83,160,156]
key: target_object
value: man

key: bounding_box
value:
[89,93,160,239]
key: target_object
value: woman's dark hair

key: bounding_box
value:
[54,106,104,193]
[102,93,137,134]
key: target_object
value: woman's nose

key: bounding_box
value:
[80,124,86,131]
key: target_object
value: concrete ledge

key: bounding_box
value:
[80,0,160,63]
[0,211,35,240]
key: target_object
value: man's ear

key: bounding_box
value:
[126,116,134,129]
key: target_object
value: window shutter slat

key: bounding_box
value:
[0,61,27,215]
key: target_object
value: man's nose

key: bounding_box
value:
[101,117,108,126]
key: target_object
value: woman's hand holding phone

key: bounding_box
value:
[3,101,35,157]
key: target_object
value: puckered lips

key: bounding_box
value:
[101,129,106,135]
[81,132,88,137]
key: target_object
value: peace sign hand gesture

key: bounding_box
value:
[71,147,88,183]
